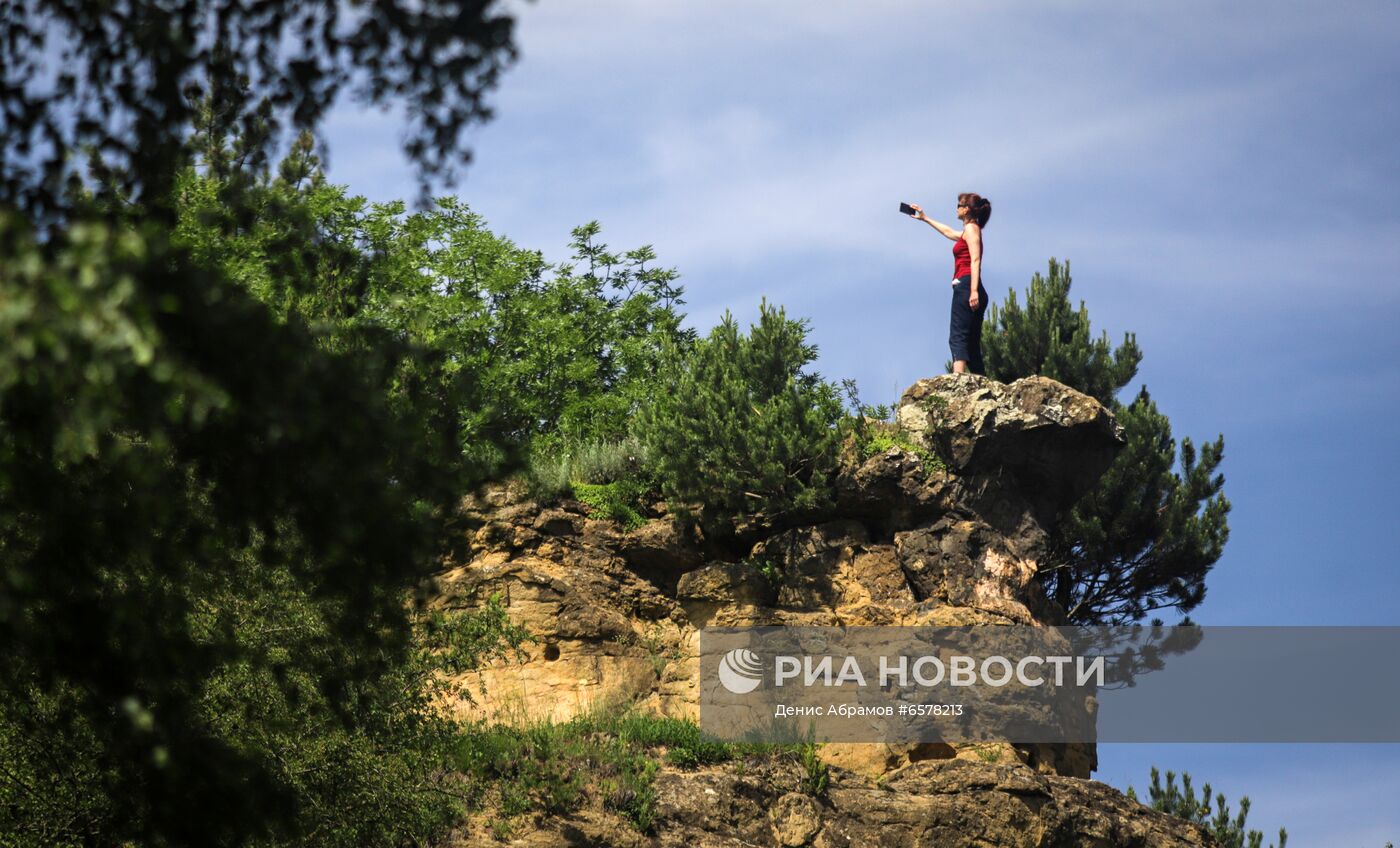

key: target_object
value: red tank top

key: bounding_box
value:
[953,232,979,278]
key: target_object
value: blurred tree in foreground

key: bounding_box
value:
[0,209,504,844]
[983,259,1230,625]
[0,1,533,844]
[1,0,519,229]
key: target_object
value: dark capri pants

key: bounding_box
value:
[949,275,989,375]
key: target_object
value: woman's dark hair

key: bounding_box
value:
[958,192,992,227]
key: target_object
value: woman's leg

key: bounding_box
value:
[949,278,973,373]
[968,286,988,375]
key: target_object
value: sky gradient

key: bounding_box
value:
[320,2,1400,842]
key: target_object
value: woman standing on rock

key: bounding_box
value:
[907,193,993,375]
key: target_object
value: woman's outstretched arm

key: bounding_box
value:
[908,203,963,241]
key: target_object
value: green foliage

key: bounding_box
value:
[455,711,750,836]
[982,259,1230,625]
[524,452,577,501]
[572,481,647,529]
[570,436,653,486]
[0,209,469,845]
[0,127,539,848]
[525,436,652,501]
[0,340,531,848]
[860,429,945,475]
[191,583,531,848]
[796,729,830,797]
[3,117,689,843]
[753,558,784,587]
[0,682,116,847]
[458,724,585,818]
[0,5,585,846]
[983,259,1142,405]
[1131,767,1287,848]
[839,378,943,475]
[613,757,662,833]
[3,10,862,844]
[1052,389,1229,623]
[606,713,737,768]
[173,139,691,477]
[637,300,846,526]
[420,595,536,681]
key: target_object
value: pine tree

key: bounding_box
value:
[983,259,1230,624]
[1130,767,1287,848]
[636,301,845,526]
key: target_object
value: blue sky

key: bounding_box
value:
[320,1,1400,842]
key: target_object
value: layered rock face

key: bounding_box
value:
[434,375,1213,845]
[448,758,1212,848]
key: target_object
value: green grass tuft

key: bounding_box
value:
[860,428,945,475]
[454,710,778,834]
[572,480,646,529]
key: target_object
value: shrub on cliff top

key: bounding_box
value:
[636,301,845,527]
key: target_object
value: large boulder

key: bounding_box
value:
[897,375,1123,528]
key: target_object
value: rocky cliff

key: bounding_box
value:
[433,375,1216,847]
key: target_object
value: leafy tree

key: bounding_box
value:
[637,301,845,527]
[982,259,1230,625]
[1129,767,1287,848]
[171,126,692,474]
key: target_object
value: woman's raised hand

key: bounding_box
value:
[909,203,925,220]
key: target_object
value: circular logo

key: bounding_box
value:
[718,648,764,694]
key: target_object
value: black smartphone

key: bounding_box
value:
[899,202,917,216]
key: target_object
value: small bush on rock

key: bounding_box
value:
[572,480,647,529]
